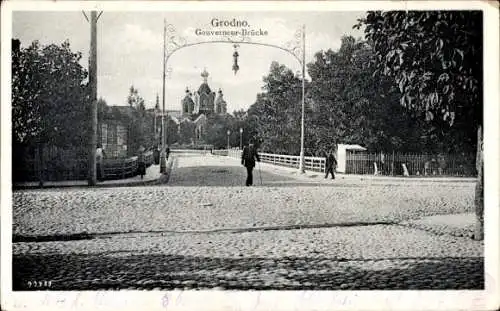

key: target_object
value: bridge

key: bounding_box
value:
[12,151,482,291]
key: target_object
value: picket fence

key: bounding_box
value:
[345,152,476,176]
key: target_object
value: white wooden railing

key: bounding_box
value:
[215,149,326,173]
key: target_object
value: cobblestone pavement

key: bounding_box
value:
[12,154,483,290]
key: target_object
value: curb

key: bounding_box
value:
[13,159,175,190]
[253,161,476,183]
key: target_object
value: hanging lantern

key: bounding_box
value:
[232,44,239,75]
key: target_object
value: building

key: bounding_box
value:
[150,69,229,146]
[182,68,228,117]
[100,106,135,158]
[336,144,367,173]
[178,68,229,144]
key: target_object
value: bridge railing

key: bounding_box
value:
[212,150,228,156]
[217,149,326,173]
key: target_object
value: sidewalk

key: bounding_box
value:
[13,160,172,190]
[247,157,477,183]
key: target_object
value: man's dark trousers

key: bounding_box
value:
[246,166,254,186]
[325,166,335,179]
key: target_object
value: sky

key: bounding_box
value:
[12,11,364,113]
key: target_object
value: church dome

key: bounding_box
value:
[198,83,212,95]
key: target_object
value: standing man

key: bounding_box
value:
[241,139,260,186]
[96,144,105,181]
[325,149,337,179]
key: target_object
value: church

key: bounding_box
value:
[181,68,228,117]
[163,68,229,145]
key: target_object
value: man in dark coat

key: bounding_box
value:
[241,140,260,186]
[325,150,337,179]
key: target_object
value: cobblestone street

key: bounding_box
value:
[12,153,484,290]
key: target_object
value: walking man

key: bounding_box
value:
[241,139,260,186]
[325,149,337,179]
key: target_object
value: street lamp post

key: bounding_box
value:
[160,19,167,173]
[298,24,306,174]
[227,130,231,151]
[239,128,243,150]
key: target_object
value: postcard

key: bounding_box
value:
[1,1,499,311]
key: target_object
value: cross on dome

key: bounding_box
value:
[201,68,209,83]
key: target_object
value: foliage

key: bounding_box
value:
[355,11,482,153]
[247,62,303,154]
[202,114,236,149]
[166,118,180,145]
[307,36,428,154]
[127,86,145,110]
[12,40,90,147]
[179,121,196,145]
[126,86,149,154]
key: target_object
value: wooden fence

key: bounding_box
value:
[345,152,476,176]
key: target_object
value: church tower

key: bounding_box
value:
[197,68,215,115]
[181,87,195,117]
[215,88,227,115]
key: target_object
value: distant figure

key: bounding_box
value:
[138,146,146,179]
[96,144,105,181]
[153,145,160,165]
[325,150,337,179]
[166,146,171,159]
[438,154,447,175]
[241,140,260,186]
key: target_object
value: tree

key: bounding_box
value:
[12,40,90,184]
[12,40,90,147]
[306,36,428,156]
[232,109,247,121]
[126,86,148,154]
[356,11,483,239]
[166,118,179,145]
[247,62,303,154]
[179,121,196,145]
[202,114,236,149]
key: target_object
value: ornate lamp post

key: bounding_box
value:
[227,130,231,151]
[239,128,243,150]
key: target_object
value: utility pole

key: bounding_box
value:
[160,19,167,173]
[85,11,100,186]
[299,24,306,173]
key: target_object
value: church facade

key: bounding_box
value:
[155,69,229,146]
[181,68,227,117]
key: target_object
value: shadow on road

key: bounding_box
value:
[13,253,483,290]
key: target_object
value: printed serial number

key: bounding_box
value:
[27,280,52,288]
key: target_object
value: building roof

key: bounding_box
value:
[338,144,367,151]
[182,95,195,105]
[194,113,207,123]
[169,116,180,125]
[198,83,212,95]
